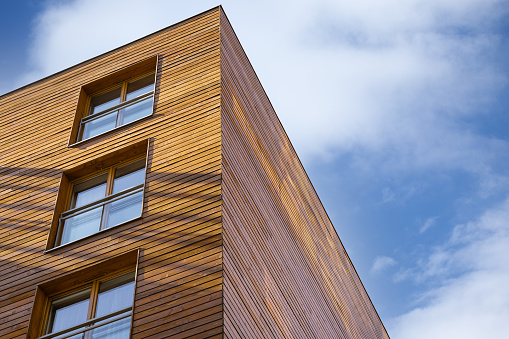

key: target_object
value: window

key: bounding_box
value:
[77,72,155,142]
[56,157,146,247]
[67,56,158,145]
[27,250,139,338]
[40,271,135,339]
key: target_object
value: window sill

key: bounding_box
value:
[44,215,142,254]
[67,113,153,148]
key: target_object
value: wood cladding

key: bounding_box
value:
[219,10,389,339]
[0,8,222,339]
[0,6,388,339]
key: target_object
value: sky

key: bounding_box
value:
[1,0,509,337]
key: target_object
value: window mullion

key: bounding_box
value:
[82,281,99,339]
[106,167,115,196]
[121,81,128,102]
[100,167,115,231]
[89,281,100,319]
[117,82,128,127]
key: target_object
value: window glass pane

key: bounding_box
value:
[52,299,89,332]
[105,191,143,228]
[119,97,153,126]
[96,279,135,317]
[49,290,90,335]
[90,274,134,339]
[54,332,84,339]
[90,88,121,115]
[61,206,103,245]
[125,74,154,101]
[89,317,131,339]
[72,176,107,209]
[81,111,117,140]
[113,168,145,194]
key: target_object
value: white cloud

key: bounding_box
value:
[273,2,507,172]
[13,0,508,181]
[419,217,437,234]
[382,187,396,203]
[389,198,509,338]
[371,256,398,274]
[5,1,509,336]
[20,0,215,86]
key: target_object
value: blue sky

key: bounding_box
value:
[1,1,509,337]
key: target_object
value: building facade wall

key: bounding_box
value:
[0,9,223,339]
[220,11,389,339]
[0,6,388,339]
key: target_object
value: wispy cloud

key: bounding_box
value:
[276,0,508,174]
[382,187,396,203]
[19,0,213,87]
[371,256,398,274]
[420,217,437,234]
[14,0,508,178]
[5,1,509,334]
[390,198,509,338]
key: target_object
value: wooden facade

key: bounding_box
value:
[0,7,388,339]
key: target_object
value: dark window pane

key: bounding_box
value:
[125,74,154,101]
[90,88,121,115]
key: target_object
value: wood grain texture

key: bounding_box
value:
[0,6,388,339]
[0,7,223,339]
[219,9,389,339]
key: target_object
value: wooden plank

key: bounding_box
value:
[0,8,223,338]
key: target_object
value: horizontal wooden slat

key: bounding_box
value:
[0,7,223,339]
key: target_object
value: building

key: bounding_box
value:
[0,7,389,339]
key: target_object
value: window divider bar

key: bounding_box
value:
[60,185,143,220]
[81,91,154,124]
[37,308,132,339]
